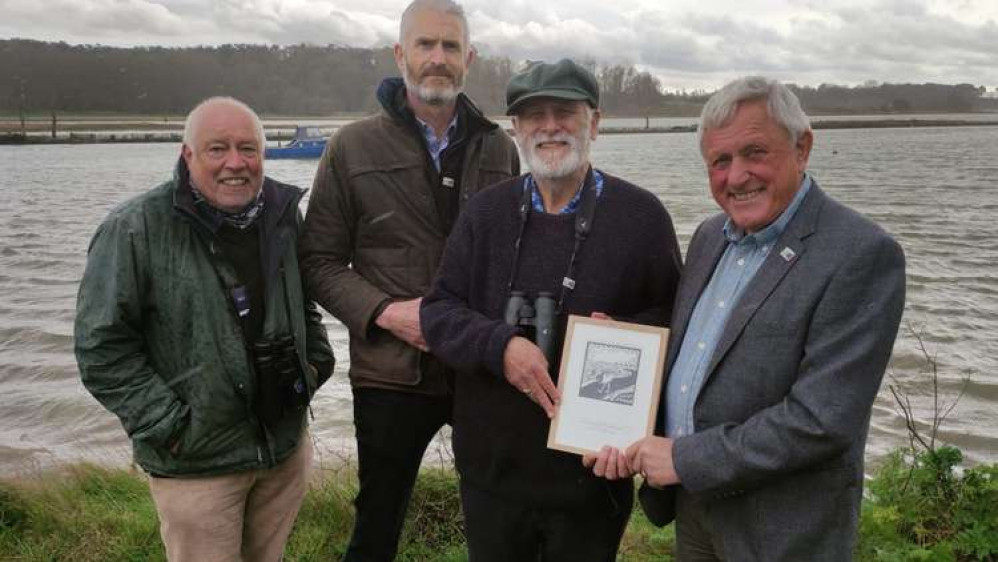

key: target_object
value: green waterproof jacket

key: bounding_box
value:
[75,160,335,477]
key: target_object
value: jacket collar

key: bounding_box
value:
[375,77,498,136]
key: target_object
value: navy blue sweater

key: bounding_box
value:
[421,172,682,510]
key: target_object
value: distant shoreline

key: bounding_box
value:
[1,118,996,145]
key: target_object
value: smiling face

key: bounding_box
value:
[181,101,263,212]
[394,7,473,106]
[512,98,599,180]
[701,99,813,233]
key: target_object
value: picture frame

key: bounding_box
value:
[547,315,669,456]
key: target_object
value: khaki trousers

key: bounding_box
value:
[148,437,312,562]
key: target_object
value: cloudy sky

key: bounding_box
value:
[2,0,997,90]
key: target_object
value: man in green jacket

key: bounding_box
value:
[75,97,334,562]
[298,1,518,559]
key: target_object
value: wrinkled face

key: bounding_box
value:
[182,102,263,213]
[512,99,599,180]
[701,99,812,233]
[394,9,473,106]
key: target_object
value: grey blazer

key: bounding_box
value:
[642,183,906,561]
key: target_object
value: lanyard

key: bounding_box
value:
[504,168,598,313]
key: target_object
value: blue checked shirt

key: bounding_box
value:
[417,114,459,171]
[665,175,813,438]
[525,169,605,214]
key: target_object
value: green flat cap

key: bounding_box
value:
[505,59,600,115]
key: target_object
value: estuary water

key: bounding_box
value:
[1,124,996,476]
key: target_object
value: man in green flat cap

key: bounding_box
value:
[421,59,683,561]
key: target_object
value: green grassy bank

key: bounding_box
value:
[2,447,995,562]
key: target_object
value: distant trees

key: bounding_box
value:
[789,82,992,114]
[1,39,995,117]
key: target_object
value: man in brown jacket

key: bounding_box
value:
[298,1,519,560]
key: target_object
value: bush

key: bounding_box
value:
[860,326,998,561]
[859,447,998,561]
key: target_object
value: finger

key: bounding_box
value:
[625,441,642,470]
[591,311,611,320]
[615,448,633,477]
[534,390,556,418]
[604,449,620,480]
[533,367,560,405]
[592,449,608,477]
[582,454,596,468]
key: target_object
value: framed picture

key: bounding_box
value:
[547,315,669,456]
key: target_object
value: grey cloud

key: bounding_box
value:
[0,0,212,43]
[209,0,396,46]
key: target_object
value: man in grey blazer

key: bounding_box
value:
[586,76,906,560]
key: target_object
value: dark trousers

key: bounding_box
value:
[460,479,631,562]
[675,488,727,561]
[344,387,451,562]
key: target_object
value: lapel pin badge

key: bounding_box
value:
[780,247,796,262]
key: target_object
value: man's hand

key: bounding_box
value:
[375,298,428,351]
[582,446,634,480]
[503,336,560,418]
[626,436,680,488]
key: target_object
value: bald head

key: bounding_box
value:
[182,97,266,150]
[181,97,265,213]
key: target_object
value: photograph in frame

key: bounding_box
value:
[547,315,669,455]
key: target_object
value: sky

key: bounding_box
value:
[2,0,997,91]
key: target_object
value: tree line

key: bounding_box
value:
[1,39,995,118]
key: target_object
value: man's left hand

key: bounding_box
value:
[626,436,680,488]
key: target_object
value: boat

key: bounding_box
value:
[265,126,327,159]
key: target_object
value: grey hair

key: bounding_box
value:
[182,96,266,149]
[399,0,470,48]
[698,76,810,154]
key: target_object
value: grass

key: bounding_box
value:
[8,452,994,561]
[0,462,673,562]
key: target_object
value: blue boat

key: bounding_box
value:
[265,126,327,159]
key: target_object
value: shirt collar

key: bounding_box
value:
[723,174,813,245]
[417,113,459,146]
[526,168,605,215]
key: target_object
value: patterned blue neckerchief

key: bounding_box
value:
[524,169,605,214]
[190,180,265,230]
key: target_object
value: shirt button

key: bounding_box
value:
[698,342,706,350]
[737,258,745,266]
[681,384,688,394]
[718,300,726,308]
[676,428,684,436]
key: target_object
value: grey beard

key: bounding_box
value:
[521,135,591,181]
[404,74,461,106]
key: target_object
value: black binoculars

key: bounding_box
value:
[504,291,557,364]
[252,335,309,427]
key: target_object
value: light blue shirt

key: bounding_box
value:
[665,175,813,438]
[525,170,605,214]
[417,114,459,171]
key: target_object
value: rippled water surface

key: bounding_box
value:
[1,125,996,476]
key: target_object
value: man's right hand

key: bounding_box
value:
[375,298,429,351]
[503,336,560,418]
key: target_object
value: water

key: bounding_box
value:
[1,125,996,476]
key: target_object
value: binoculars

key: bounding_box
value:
[252,335,309,427]
[504,291,557,364]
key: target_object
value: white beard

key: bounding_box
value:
[519,131,591,180]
